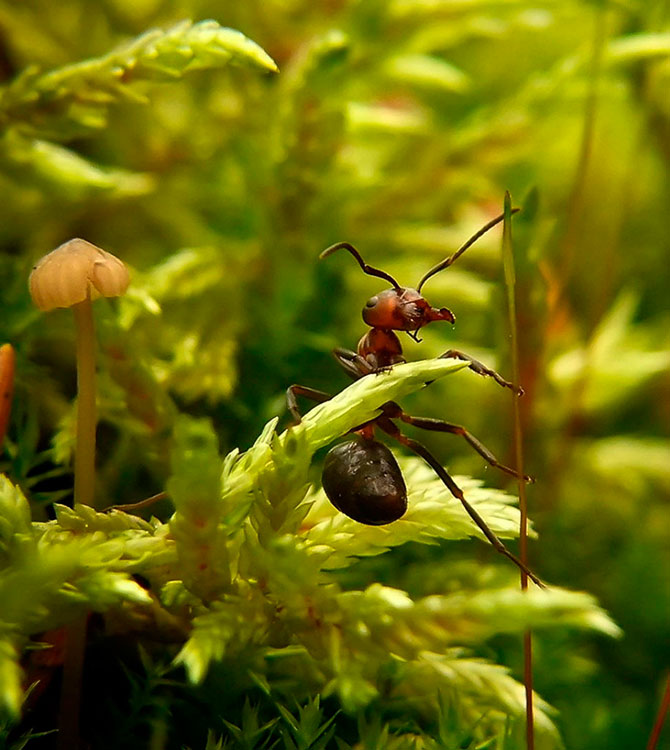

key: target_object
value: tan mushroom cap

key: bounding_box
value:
[29,238,130,311]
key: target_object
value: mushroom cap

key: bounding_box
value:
[29,238,130,311]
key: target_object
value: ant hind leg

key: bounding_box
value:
[377,416,544,588]
[382,405,533,483]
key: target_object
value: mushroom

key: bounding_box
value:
[29,238,129,507]
[29,239,130,750]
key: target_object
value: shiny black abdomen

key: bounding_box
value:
[322,436,407,525]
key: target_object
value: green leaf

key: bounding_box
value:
[0,474,32,567]
[54,503,154,534]
[0,131,154,196]
[606,32,670,65]
[302,460,531,568]
[586,437,670,490]
[168,416,232,598]
[384,54,470,93]
[347,102,428,134]
[174,590,267,683]
[276,697,338,749]
[0,20,278,139]
[549,292,670,414]
[167,416,222,515]
[389,0,528,19]
[501,191,516,292]
[285,357,469,454]
[283,29,349,90]
[335,583,618,662]
[0,637,23,721]
[218,360,469,533]
[396,652,559,739]
[221,699,277,748]
[1,474,155,644]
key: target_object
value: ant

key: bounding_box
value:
[288,210,543,587]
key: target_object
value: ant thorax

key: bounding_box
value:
[357,329,405,370]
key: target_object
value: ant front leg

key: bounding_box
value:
[376,416,544,588]
[439,349,523,396]
[332,347,373,380]
[381,403,533,483]
[286,384,333,423]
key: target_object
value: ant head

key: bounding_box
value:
[320,209,518,332]
[320,243,454,332]
[362,287,454,331]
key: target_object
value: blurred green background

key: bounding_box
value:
[1,0,669,748]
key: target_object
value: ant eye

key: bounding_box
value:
[365,296,378,308]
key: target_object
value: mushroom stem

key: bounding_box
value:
[58,615,87,750]
[73,298,96,507]
[28,238,129,750]
[58,299,97,750]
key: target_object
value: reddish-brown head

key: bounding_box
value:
[362,288,454,331]
[320,211,516,335]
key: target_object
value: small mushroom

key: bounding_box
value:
[29,237,129,311]
[29,238,129,507]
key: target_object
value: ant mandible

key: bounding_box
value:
[288,210,543,587]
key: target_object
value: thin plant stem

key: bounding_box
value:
[57,616,87,750]
[543,4,608,512]
[502,192,534,750]
[648,673,670,750]
[110,491,169,512]
[58,297,97,750]
[557,2,608,291]
[73,298,97,508]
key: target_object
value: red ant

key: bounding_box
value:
[288,211,543,587]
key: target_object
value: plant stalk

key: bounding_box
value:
[502,192,534,750]
[73,298,97,508]
[57,615,87,750]
[58,297,97,750]
[557,2,607,291]
[648,673,670,750]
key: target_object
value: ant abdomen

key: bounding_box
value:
[322,436,407,525]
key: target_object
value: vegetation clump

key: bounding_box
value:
[0,4,668,749]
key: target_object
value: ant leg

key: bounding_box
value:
[381,405,532,482]
[377,416,545,588]
[287,382,381,433]
[333,347,374,379]
[109,491,168,512]
[439,349,523,396]
[287,384,333,423]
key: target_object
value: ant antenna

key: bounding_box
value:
[416,208,520,292]
[320,242,402,291]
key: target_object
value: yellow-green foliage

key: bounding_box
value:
[0,2,668,748]
[1,362,617,747]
